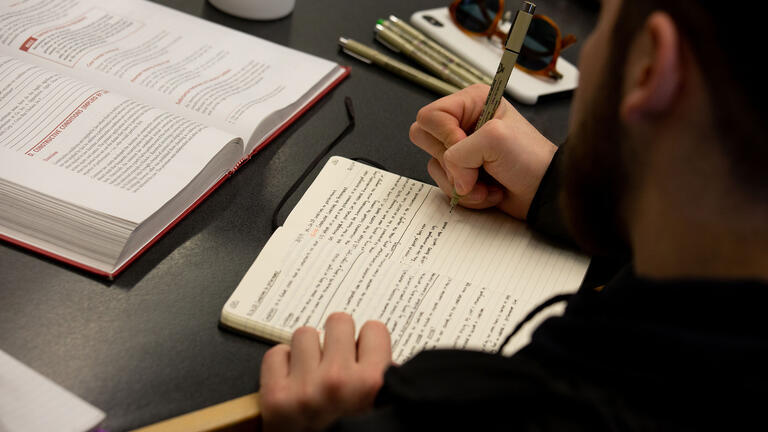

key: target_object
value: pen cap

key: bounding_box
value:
[505,2,535,52]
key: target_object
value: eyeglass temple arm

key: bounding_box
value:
[562,34,577,49]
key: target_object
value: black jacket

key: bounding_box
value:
[330,151,768,431]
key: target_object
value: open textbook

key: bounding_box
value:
[222,157,591,362]
[0,0,348,277]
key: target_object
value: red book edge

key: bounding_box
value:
[1,66,351,280]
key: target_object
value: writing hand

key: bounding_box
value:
[260,312,392,432]
[409,84,557,220]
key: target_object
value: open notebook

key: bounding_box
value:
[222,157,590,362]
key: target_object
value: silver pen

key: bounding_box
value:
[388,15,493,85]
[449,1,536,213]
[338,37,461,96]
[374,23,474,89]
[378,18,485,87]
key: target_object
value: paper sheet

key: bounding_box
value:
[0,349,105,432]
[224,157,591,361]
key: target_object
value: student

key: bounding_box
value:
[258,0,768,430]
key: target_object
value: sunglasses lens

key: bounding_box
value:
[454,0,501,33]
[518,18,558,71]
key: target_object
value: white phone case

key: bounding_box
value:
[410,7,578,105]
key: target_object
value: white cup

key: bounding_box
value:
[208,0,295,20]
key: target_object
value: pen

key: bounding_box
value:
[388,15,493,85]
[338,37,461,96]
[377,19,483,88]
[374,23,474,89]
[449,1,536,213]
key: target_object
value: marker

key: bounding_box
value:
[449,1,536,213]
[374,22,473,89]
[388,15,493,85]
[377,19,483,88]
[338,37,461,96]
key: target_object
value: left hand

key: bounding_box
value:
[259,312,392,432]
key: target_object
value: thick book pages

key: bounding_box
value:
[0,349,106,432]
[222,157,591,362]
[0,0,348,277]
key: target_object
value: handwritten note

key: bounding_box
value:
[224,157,590,361]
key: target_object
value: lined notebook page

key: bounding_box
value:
[223,157,590,361]
[0,349,105,432]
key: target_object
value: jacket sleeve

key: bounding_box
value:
[326,349,609,432]
[525,149,577,248]
[526,149,629,291]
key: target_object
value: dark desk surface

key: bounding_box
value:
[0,1,597,430]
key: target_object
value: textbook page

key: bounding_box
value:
[0,349,105,432]
[224,157,590,360]
[0,56,241,269]
[0,56,240,224]
[0,0,339,149]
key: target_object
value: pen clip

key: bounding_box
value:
[342,47,372,64]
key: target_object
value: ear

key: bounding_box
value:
[620,12,681,123]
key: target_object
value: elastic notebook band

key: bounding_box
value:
[496,292,573,355]
[271,97,356,231]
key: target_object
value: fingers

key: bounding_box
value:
[261,344,290,387]
[415,108,467,149]
[421,84,493,133]
[409,122,448,170]
[443,119,507,195]
[412,86,511,199]
[290,326,321,378]
[412,82,557,221]
[357,320,391,370]
[261,343,303,432]
[322,312,356,363]
[427,158,503,209]
[412,84,491,151]
[426,157,450,193]
[260,315,392,432]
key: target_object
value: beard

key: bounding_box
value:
[560,47,633,258]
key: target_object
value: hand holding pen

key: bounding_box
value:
[409,84,556,220]
[447,1,537,212]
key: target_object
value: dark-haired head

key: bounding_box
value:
[562,0,768,279]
